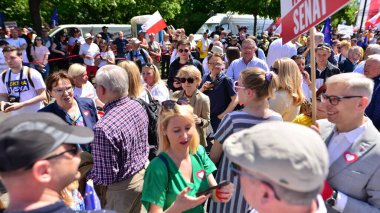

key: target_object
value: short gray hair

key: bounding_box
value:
[95,65,129,95]
[368,44,380,55]
[242,38,257,49]
[326,73,374,102]
[68,63,86,77]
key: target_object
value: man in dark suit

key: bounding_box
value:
[318,72,380,212]
[364,55,380,130]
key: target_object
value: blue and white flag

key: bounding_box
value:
[83,179,101,210]
[50,7,59,29]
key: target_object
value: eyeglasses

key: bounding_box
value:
[24,145,80,170]
[179,77,195,84]
[44,145,80,161]
[162,97,189,110]
[208,62,224,67]
[230,163,280,200]
[178,49,189,53]
[53,86,73,95]
[321,93,363,105]
[234,81,246,92]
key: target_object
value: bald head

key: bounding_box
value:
[213,41,223,48]
[364,54,380,79]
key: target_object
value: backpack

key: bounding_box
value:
[129,49,148,70]
[134,90,161,160]
[1,67,34,88]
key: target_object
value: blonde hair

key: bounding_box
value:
[67,63,86,77]
[176,65,202,85]
[272,58,305,105]
[339,40,351,49]
[118,61,144,98]
[240,67,279,100]
[142,64,161,85]
[158,104,199,155]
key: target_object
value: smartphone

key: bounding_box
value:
[196,180,230,196]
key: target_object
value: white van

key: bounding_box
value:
[48,24,132,41]
[194,13,274,40]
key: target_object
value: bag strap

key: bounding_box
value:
[158,153,170,192]
[2,67,34,88]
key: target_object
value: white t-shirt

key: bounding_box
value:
[266,38,297,68]
[79,43,99,66]
[0,66,46,115]
[96,51,115,68]
[73,81,98,100]
[68,36,85,46]
[6,38,29,63]
[149,81,170,103]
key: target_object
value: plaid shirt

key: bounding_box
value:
[88,96,149,185]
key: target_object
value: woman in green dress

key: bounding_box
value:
[141,101,234,213]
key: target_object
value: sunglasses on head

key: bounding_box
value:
[178,49,189,53]
[162,97,189,110]
[179,77,195,84]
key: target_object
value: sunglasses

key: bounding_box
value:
[233,81,246,92]
[178,49,189,53]
[179,77,195,84]
[162,97,189,110]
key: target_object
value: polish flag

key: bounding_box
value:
[366,12,380,28]
[141,11,167,34]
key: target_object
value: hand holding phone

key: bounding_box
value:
[196,180,231,196]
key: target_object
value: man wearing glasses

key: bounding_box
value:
[0,113,114,212]
[318,73,380,212]
[223,122,329,213]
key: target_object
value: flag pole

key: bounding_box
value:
[359,0,368,32]
[310,28,317,125]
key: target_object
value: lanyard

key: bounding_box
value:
[7,67,24,97]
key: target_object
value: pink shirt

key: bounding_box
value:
[31,45,50,64]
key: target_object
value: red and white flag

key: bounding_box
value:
[356,0,380,30]
[141,11,167,34]
[366,12,380,28]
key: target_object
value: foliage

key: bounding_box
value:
[331,0,359,27]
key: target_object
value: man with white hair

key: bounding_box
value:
[364,55,380,130]
[353,44,380,74]
[319,73,380,212]
[88,65,149,213]
[223,122,329,213]
[338,46,362,73]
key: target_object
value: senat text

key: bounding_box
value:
[293,0,327,34]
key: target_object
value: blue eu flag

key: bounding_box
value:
[322,17,332,46]
[50,7,59,29]
[83,179,101,210]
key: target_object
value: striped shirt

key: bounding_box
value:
[88,96,149,186]
[208,110,283,213]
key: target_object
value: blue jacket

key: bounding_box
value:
[366,77,380,130]
[39,97,98,129]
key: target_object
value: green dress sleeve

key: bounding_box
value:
[196,145,217,176]
[141,157,169,211]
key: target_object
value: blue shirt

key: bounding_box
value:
[226,57,269,81]
[112,37,128,56]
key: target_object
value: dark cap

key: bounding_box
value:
[0,113,94,172]
[102,26,108,29]
[73,28,80,33]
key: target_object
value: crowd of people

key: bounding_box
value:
[1,23,380,213]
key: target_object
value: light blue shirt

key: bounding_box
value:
[353,60,365,74]
[226,57,269,81]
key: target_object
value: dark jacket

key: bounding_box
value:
[305,62,340,83]
[167,57,203,91]
[39,97,98,129]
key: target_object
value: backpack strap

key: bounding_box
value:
[2,67,34,88]
[158,153,170,192]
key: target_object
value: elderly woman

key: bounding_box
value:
[173,65,210,148]
[142,102,233,212]
[39,71,98,149]
[142,63,170,103]
[67,63,104,108]
[269,58,305,121]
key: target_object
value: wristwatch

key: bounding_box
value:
[326,190,338,207]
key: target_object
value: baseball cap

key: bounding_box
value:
[211,46,224,54]
[223,122,329,193]
[84,33,93,40]
[148,33,155,37]
[0,113,94,172]
[130,37,141,44]
[102,26,108,29]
